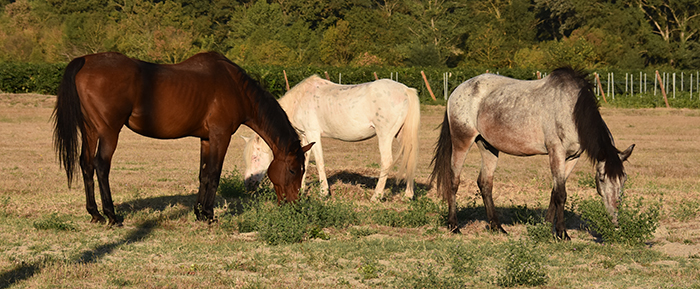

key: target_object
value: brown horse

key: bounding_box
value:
[53,51,313,226]
[430,67,634,239]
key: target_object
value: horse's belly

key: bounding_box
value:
[320,124,376,142]
[126,114,201,139]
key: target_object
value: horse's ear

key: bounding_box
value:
[619,144,635,162]
[241,135,251,143]
[301,142,315,153]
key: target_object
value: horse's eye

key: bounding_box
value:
[289,169,296,175]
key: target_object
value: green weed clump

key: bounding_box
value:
[235,184,358,245]
[218,170,248,199]
[33,213,77,231]
[671,200,700,221]
[526,221,555,243]
[496,241,548,287]
[579,197,660,246]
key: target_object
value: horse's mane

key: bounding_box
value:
[549,67,624,179]
[215,53,301,155]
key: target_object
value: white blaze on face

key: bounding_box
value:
[242,135,273,190]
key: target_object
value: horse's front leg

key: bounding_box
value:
[195,134,231,222]
[545,148,576,240]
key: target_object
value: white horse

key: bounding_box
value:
[243,75,420,201]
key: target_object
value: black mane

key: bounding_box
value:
[216,53,301,155]
[551,67,624,179]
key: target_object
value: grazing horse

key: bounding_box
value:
[430,67,634,239]
[53,51,313,226]
[243,75,420,201]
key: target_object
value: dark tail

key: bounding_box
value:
[429,111,454,202]
[52,57,86,187]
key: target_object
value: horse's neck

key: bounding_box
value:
[245,100,295,158]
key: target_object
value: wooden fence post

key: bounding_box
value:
[373,72,378,80]
[324,71,330,81]
[421,71,436,101]
[283,70,290,91]
[655,70,670,108]
[595,73,607,103]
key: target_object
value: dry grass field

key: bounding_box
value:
[1,93,700,288]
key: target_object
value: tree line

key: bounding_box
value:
[0,0,698,70]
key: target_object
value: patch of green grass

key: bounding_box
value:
[579,196,660,246]
[370,196,443,228]
[357,258,380,280]
[576,171,596,188]
[497,241,548,287]
[349,226,379,238]
[446,243,477,276]
[402,263,463,289]
[32,213,77,231]
[671,200,700,221]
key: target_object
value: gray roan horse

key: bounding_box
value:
[430,67,634,239]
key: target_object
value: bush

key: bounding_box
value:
[526,221,555,243]
[579,197,660,246]
[217,170,247,199]
[235,185,358,245]
[0,62,65,94]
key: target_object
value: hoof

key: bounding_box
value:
[556,230,571,241]
[487,224,508,234]
[90,215,106,224]
[108,221,123,228]
[448,224,461,234]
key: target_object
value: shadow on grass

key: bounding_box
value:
[0,197,192,288]
[453,203,584,231]
[328,171,432,199]
[0,262,41,289]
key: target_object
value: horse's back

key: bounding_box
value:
[303,79,412,140]
[448,73,580,156]
[74,52,243,139]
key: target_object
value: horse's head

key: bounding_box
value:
[595,144,635,225]
[267,142,314,202]
[242,135,273,191]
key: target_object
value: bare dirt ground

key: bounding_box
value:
[1,93,699,259]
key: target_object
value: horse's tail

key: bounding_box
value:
[52,57,86,187]
[429,111,454,202]
[396,87,420,188]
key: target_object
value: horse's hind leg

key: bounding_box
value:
[444,136,475,232]
[80,129,104,223]
[371,133,394,201]
[94,131,121,226]
[475,138,506,233]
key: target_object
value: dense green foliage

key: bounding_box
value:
[1,0,699,70]
[579,197,661,246]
